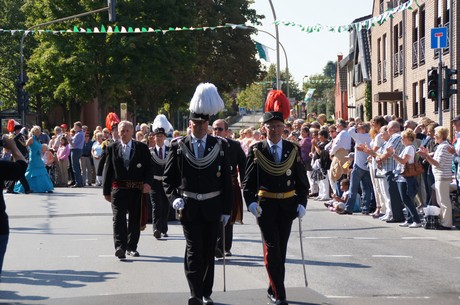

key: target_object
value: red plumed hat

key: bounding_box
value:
[105,112,120,132]
[264,90,290,120]
[7,119,20,132]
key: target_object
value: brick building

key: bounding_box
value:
[371,0,458,127]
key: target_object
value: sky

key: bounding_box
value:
[249,0,373,87]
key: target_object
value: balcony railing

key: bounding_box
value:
[419,36,425,64]
[412,41,418,68]
[394,52,399,77]
[378,61,382,84]
[383,59,387,82]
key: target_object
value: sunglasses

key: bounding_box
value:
[213,127,224,132]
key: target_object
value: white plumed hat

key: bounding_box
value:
[189,83,224,121]
[151,114,173,135]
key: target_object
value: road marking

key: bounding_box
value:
[303,236,338,239]
[401,236,437,240]
[64,255,80,258]
[353,237,379,240]
[372,255,413,258]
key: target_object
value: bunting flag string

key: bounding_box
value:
[0,24,238,35]
[0,0,415,36]
[274,0,415,33]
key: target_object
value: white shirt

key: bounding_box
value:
[155,144,166,159]
[330,129,352,156]
[348,127,371,171]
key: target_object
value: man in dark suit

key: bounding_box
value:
[242,111,309,305]
[103,120,153,259]
[6,124,30,194]
[212,119,246,258]
[150,127,171,239]
[163,83,233,305]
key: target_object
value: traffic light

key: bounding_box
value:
[444,68,457,100]
[427,68,438,101]
[108,0,116,22]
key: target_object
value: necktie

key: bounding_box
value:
[272,144,280,164]
[197,139,205,159]
[159,147,163,159]
[123,144,130,168]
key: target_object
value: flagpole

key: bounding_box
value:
[267,0,281,92]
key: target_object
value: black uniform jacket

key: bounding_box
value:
[242,139,309,212]
[151,146,170,188]
[163,135,233,222]
[103,140,154,196]
[226,138,246,178]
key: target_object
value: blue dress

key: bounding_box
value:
[14,136,54,193]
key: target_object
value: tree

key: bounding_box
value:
[17,0,263,127]
[236,83,265,111]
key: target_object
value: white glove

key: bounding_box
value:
[297,204,306,219]
[248,202,262,217]
[173,198,185,210]
[221,214,230,226]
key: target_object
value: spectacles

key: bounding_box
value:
[213,127,224,131]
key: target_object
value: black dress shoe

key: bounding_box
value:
[308,193,319,198]
[225,250,232,257]
[275,299,289,305]
[437,226,452,230]
[267,293,277,303]
[188,297,203,305]
[386,219,404,223]
[153,230,161,239]
[162,233,168,238]
[215,248,223,259]
[337,210,353,215]
[115,248,126,259]
[127,250,140,257]
[202,296,214,304]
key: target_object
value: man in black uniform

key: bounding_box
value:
[150,127,170,239]
[212,119,246,258]
[242,111,309,305]
[6,124,30,194]
[163,83,233,305]
[103,120,153,259]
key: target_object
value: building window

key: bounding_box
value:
[413,83,419,117]
[420,80,426,115]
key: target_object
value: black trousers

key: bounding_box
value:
[217,222,233,252]
[149,184,170,234]
[182,217,219,299]
[258,200,295,302]
[386,171,405,221]
[111,188,142,251]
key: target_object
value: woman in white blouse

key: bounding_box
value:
[418,127,454,230]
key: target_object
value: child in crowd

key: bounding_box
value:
[324,179,350,213]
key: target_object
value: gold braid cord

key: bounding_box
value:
[254,145,297,176]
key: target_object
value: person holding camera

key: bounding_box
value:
[0,135,28,275]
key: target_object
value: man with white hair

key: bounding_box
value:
[375,121,405,223]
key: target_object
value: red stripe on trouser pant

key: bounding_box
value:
[264,241,278,299]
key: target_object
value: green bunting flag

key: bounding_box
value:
[275,0,414,34]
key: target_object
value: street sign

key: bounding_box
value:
[431,27,448,49]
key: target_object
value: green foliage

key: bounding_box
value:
[365,82,372,121]
[236,83,264,111]
[323,61,336,80]
[1,0,262,127]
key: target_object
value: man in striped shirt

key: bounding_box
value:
[376,121,405,223]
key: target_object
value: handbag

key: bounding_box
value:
[402,147,424,177]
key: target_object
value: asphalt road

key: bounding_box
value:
[0,187,459,305]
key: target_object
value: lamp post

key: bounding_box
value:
[227,24,289,98]
[267,0,281,92]
[19,3,114,125]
